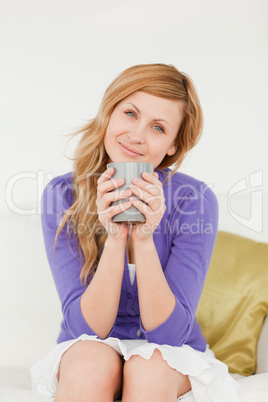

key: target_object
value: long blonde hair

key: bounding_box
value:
[55,63,203,284]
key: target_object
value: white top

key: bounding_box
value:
[128,263,136,285]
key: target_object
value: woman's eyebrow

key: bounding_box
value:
[124,103,171,127]
[152,118,171,128]
[124,103,140,114]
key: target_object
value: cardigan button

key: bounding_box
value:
[136,328,141,338]
[127,293,132,299]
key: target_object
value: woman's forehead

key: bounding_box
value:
[117,91,184,124]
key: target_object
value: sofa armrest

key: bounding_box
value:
[256,315,268,374]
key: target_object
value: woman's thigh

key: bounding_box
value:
[122,349,191,401]
[56,340,123,400]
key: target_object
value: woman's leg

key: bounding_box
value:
[122,349,191,402]
[54,340,123,402]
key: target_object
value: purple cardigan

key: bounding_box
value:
[41,168,218,351]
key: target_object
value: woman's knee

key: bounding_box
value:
[124,349,168,386]
[123,349,190,400]
[57,340,123,392]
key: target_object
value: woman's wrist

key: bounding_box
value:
[132,234,155,249]
[106,232,128,248]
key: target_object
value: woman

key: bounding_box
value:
[31,63,238,401]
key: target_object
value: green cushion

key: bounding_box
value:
[196,231,268,375]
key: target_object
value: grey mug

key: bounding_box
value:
[107,161,154,223]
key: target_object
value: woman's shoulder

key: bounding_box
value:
[158,167,214,192]
[157,168,218,211]
[41,172,75,219]
[47,171,74,188]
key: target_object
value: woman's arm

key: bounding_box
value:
[41,169,131,340]
[80,167,133,339]
[80,235,126,339]
[129,171,177,332]
[133,236,176,331]
[128,171,219,346]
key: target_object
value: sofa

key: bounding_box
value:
[0,210,267,401]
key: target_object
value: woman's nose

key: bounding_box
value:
[127,127,146,143]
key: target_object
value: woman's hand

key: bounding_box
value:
[96,167,132,242]
[128,171,166,242]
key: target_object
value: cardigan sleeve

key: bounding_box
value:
[41,174,98,339]
[139,183,219,347]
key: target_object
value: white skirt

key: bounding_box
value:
[31,335,239,402]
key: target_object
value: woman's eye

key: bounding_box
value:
[153,125,164,133]
[125,111,136,118]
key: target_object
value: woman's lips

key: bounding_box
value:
[119,142,143,156]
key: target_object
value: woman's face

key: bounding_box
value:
[104,91,183,169]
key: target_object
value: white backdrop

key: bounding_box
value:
[0,0,268,368]
[1,0,268,241]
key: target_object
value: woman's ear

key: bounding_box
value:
[166,144,176,156]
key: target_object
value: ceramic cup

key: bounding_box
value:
[107,161,154,223]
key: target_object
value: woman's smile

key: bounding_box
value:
[118,141,143,157]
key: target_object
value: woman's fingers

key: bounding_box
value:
[97,168,126,207]
[98,189,132,212]
[129,181,163,212]
[129,191,165,216]
[96,169,131,240]
[97,167,114,184]
[132,174,163,195]
[96,167,133,224]
[126,172,166,220]
[102,200,132,220]
[98,170,125,195]
[129,183,159,201]
[129,197,152,215]
[97,168,164,224]
[142,171,161,187]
